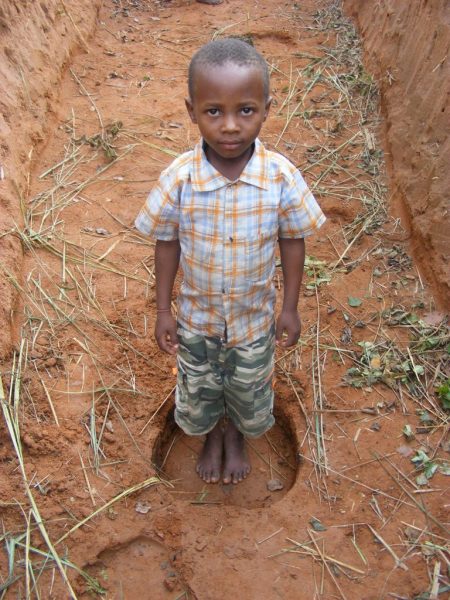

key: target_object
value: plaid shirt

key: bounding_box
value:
[135,138,325,346]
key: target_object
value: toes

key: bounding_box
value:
[223,466,250,484]
[232,471,243,484]
[197,467,220,483]
[223,473,231,484]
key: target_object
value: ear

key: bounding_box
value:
[263,96,273,121]
[185,98,197,124]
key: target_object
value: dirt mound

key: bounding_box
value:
[0,0,100,359]
[345,0,450,308]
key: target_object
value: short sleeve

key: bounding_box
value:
[278,169,326,238]
[135,166,180,241]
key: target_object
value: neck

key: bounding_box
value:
[204,143,254,181]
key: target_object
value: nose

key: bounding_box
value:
[222,113,239,133]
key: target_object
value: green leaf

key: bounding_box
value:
[411,450,430,464]
[419,411,433,424]
[436,380,450,410]
[416,473,428,486]
[348,296,362,307]
[423,462,438,479]
[438,462,450,476]
[402,424,414,440]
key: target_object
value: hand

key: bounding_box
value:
[276,309,301,348]
[155,312,179,354]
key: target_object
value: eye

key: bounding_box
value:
[207,108,219,116]
[241,107,254,115]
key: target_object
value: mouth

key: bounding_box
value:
[219,141,242,151]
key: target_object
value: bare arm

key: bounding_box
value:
[276,237,305,348]
[154,239,180,354]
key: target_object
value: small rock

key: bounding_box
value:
[370,422,381,432]
[107,507,118,520]
[361,407,377,415]
[340,327,352,344]
[135,501,151,514]
[44,357,57,368]
[95,227,110,236]
[195,538,208,552]
[267,479,284,492]
[310,517,327,531]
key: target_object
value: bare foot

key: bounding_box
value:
[223,420,250,484]
[196,422,223,483]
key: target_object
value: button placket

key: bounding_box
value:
[222,183,234,297]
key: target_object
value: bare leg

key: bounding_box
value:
[196,421,223,483]
[223,420,250,484]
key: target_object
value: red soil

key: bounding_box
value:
[0,1,448,599]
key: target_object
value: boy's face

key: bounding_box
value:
[186,62,271,165]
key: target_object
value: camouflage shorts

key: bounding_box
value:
[175,325,275,438]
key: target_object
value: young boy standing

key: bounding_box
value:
[135,38,325,485]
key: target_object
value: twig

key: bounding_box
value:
[284,536,365,575]
[373,452,449,535]
[308,530,349,600]
[367,525,408,571]
[70,69,103,134]
[139,386,175,435]
[61,0,90,52]
[257,528,284,545]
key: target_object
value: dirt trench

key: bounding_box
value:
[0,1,449,599]
[0,0,101,360]
[344,0,450,309]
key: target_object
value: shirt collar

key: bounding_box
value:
[191,138,270,191]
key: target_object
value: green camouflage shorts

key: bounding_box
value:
[175,325,275,438]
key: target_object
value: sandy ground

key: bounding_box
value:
[0,1,449,599]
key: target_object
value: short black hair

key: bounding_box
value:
[188,38,270,100]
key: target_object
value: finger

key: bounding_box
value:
[157,332,177,355]
[280,331,299,348]
[167,326,179,352]
[275,319,284,343]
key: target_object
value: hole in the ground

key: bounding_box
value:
[81,536,187,599]
[153,404,298,508]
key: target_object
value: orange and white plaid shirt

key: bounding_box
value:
[135,139,325,346]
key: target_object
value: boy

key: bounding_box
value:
[135,38,325,485]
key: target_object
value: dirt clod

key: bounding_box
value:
[267,479,284,492]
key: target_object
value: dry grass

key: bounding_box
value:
[1,1,448,598]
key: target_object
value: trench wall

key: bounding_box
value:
[0,0,101,358]
[344,0,450,307]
